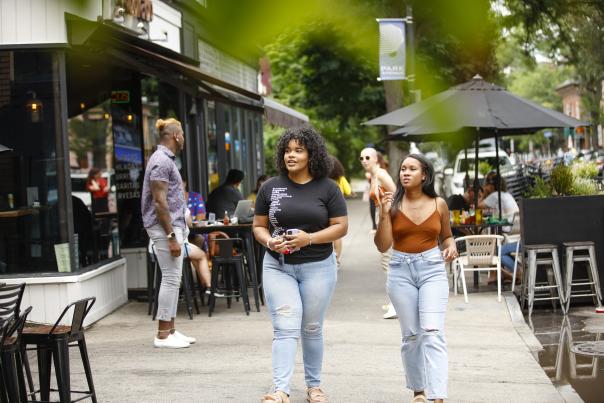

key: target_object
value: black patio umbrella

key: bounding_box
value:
[364,74,588,217]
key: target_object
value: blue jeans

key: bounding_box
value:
[500,242,518,273]
[263,252,338,395]
[387,247,449,400]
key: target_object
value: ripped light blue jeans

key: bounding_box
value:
[387,246,449,400]
[263,252,338,395]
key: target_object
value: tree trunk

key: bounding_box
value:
[382,0,408,177]
[384,80,406,176]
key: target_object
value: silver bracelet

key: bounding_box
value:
[266,238,272,250]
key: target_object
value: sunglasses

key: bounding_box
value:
[359,156,371,161]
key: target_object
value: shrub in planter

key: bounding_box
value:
[572,161,599,179]
[526,176,553,198]
[550,164,574,196]
[571,177,598,196]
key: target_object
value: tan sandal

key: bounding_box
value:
[412,394,427,403]
[261,390,290,403]
[306,387,329,403]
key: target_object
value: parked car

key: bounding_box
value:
[444,147,516,197]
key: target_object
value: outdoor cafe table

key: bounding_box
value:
[450,222,504,236]
[190,222,262,311]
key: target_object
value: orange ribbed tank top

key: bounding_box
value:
[392,207,441,253]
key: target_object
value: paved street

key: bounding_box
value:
[43,199,570,402]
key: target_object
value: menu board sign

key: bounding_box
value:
[113,123,143,200]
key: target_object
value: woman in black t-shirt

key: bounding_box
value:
[254,127,348,403]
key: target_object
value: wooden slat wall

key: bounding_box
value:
[0,0,100,46]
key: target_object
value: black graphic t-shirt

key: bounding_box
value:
[255,175,348,264]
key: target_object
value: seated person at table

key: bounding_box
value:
[478,173,519,224]
[479,174,520,284]
[446,184,481,212]
[184,208,211,290]
[206,169,244,218]
[183,179,206,221]
[447,184,483,237]
[182,179,208,251]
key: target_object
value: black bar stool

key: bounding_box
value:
[1,306,32,403]
[21,297,97,403]
[208,238,250,317]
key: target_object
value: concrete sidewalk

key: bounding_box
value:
[48,199,567,402]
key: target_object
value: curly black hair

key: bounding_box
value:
[274,126,333,179]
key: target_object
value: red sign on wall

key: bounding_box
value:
[111,90,130,104]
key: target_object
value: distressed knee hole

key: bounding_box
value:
[303,322,321,336]
[404,334,418,342]
[423,328,442,335]
[275,305,293,317]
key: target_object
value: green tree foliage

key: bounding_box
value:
[264,22,384,177]
[263,0,501,176]
[499,59,575,153]
[502,0,604,146]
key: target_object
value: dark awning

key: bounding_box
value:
[263,98,309,128]
[66,15,262,103]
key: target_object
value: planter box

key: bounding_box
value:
[520,195,604,297]
[2,258,128,326]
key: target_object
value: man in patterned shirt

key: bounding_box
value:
[141,118,195,349]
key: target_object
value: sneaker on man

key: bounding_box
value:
[205,289,225,297]
[383,303,398,319]
[153,334,190,349]
[172,330,196,344]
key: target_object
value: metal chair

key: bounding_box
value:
[563,241,603,311]
[21,297,97,403]
[520,244,566,317]
[0,313,16,403]
[0,283,25,322]
[1,306,32,403]
[453,235,504,302]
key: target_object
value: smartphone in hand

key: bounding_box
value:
[285,229,300,237]
[284,229,300,254]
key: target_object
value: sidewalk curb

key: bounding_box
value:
[503,292,543,353]
[503,292,583,403]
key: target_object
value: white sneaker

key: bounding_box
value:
[383,303,398,319]
[172,330,196,344]
[153,334,190,349]
[205,289,225,297]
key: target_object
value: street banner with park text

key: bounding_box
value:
[377,18,406,81]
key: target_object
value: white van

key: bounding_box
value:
[444,147,515,197]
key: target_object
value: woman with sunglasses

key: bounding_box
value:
[359,147,398,318]
[374,154,457,403]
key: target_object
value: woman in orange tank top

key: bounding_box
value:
[374,154,457,403]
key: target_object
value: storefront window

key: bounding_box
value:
[0,49,69,274]
[68,99,119,267]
